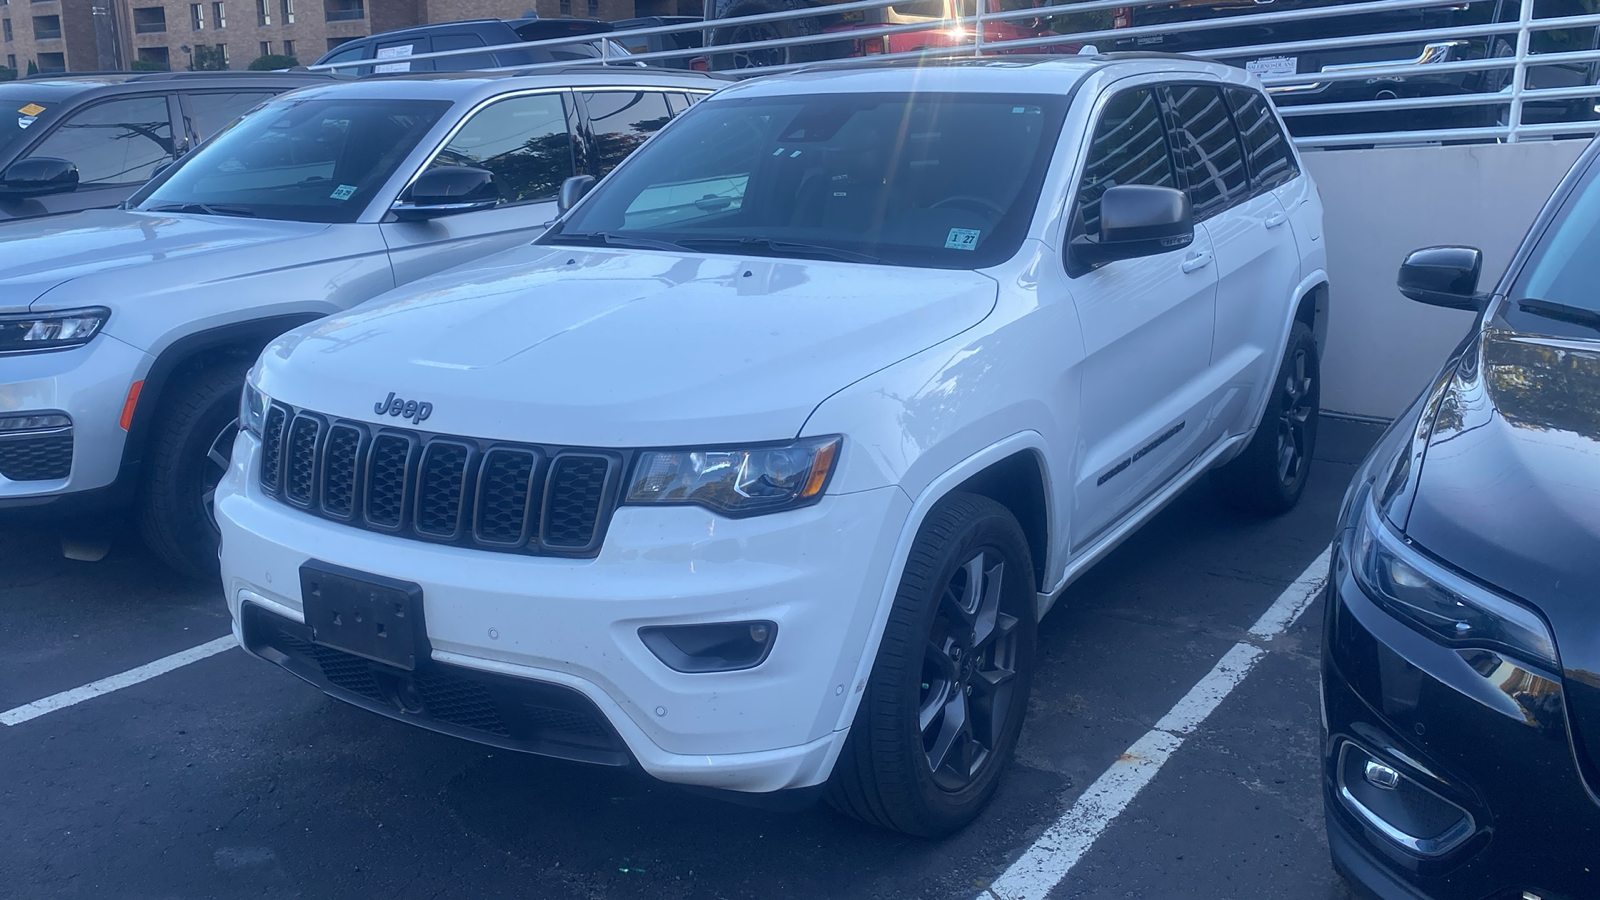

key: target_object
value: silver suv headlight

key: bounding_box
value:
[624,436,841,517]
[0,307,109,354]
[1352,499,1558,671]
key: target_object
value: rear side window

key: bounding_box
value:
[185,91,277,140]
[1074,87,1177,240]
[430,92,574,204]
[583,90,674,176]
[1224,87,1298,192]
[431,33,494,72]
[1163,84,1249,220]
[374,38,426,72]
[27,95,173,186]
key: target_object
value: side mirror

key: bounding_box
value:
[392,166,500,221]
[1398,246,1486,311]
[559,174,597,213]
[1070,185,1194,268]
[0,156,79,198]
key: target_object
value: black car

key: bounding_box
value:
[612,16,705,68]
[0,70,337,221]
[314,17,639,75]
[1323,142,1600,899]
[1113,0,1600,136]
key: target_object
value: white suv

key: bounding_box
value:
[218,55,1328,835]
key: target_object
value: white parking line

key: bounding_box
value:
[980,545,1333,900]
[0,636,237,727]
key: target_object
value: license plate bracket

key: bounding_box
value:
[1246,55,1299,77]
[300,560,427,671]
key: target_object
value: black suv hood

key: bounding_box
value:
[1405,326,1600,626]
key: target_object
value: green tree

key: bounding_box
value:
[130,58,166,71]
[25,60,38,76]
[188,45,229,70]
[248,53,299,70]
[0,66,16,82]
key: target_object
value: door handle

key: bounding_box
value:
[1265,212,1289,229]
[1180,251,1213,273]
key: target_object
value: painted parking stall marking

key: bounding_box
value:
[1,636,236,727]
[979,546,1332,900]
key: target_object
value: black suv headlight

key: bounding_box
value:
[624,436,841,517]
[1353,500,1558,671]
[0,307,109,354]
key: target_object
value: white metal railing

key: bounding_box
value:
[306,0,1600,150]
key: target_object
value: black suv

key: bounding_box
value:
[1114,0,1600,136]
[0,70,338,221]
[314,17,639,74]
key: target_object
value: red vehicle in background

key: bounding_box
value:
[702,0,1079,70]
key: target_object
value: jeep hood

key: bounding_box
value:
[258,247,998,447]
[0,208,330,314]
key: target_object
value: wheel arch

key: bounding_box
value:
[120,314,321,473]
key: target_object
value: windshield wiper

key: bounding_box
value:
[672,236,883,265]
[1516,297,1600,331]
[146,202,258,218]
[544,231,683,253]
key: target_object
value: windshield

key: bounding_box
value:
[0,85,71,158]
[546,92,1067,269]
[1510,154,1600,337]
[130,97,451,223]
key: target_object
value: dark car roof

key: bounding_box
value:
[313,17,615,64]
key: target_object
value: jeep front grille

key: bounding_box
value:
[257,403,622,557]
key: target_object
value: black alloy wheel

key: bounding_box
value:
[1275,344,1314,489]
[202,417,240,532]
[1212,320,1320,515]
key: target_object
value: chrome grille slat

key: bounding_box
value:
[257,403,617,557]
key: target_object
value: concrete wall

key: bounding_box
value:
[1302,139,1590,419]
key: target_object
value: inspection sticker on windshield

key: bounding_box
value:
[946,228,980,251]
[17,103,44,116]
[330,184,359,200]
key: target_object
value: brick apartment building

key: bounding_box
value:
[1,0,691,74]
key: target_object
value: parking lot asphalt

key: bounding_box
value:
[0,418,1382,900]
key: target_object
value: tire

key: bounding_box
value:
[826,492,1037,837]
[1211,321,1320,516]
[137,363,247,579]
[708,0,828,70]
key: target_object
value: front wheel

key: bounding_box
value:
[137,364,247,579]
[1211,321,1320,515]
[827,492,1037,837]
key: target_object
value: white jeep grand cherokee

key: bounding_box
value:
[218,55,1328,836]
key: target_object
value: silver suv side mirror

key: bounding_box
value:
[1069,185,1195,269]
[392,166,500,221]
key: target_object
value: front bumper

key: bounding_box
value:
[217,431,912,793]
[1322,532,1600,900]
[0,335,148,512]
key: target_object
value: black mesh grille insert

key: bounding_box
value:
[284,415,322,507]
[415,669,510,735]
[544,456,609,548]
[415,442,470,538]
[260,405,287,492]
[257,404,617,556]
[320,424,363,518]
[475,448,538,545]
[0,434,72,481]
[365,434,413,529]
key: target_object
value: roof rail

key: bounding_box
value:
[22,68,342,81]
[508,62,733,80]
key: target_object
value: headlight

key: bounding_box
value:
[240,380,268,439]
[625,436,841,516]
[1353,500,1558,671]
[0,307,109,354]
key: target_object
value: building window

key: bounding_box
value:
[259,40,269,56]
[132,6,166,33]
[324,0,363,22]
[559,0,570,14]
[216,42,227,66]
[281,38,293,57]
[3,19,11,42]
[213,1,225,28]
[282,0,293,24]
[256,0,268,25]
[37,50,63,71]
[5,54,13,69]
[136,46,170,69]
[190,3,203,28]
[30,13,58,39]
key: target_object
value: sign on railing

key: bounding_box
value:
[310,0,1600,150]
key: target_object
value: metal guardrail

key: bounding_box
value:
[307,0,1600,150]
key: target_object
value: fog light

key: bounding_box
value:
[0,413,70,433]
[639,621,777,673]
[1338,742,1475,857]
